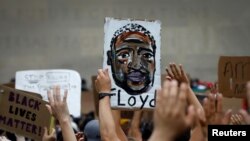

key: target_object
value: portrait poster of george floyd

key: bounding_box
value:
[103,17,161,110]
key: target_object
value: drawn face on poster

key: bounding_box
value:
[104,18,161,109]
[107,22,157,95]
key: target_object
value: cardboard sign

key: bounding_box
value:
[15,69,81,117]
[4,83,43,99]
[218,56,250,98]
[103,17,161,110]
[0,84,52,141]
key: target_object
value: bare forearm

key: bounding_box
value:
[112,110,121,125]
[131,111,142,128]
[111,110,128,141]
[187,87,203,110]
[129,110,143,141]
[99,97,119,140]
[59,119,77,141]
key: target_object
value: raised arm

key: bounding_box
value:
[191,93,232,141]
[112,110,128,141]
[128,110,143,141]
[95,69,123,141]
[149,80,196,141]
[46,86,77,141]
[166,63,203,112]
[239,81,250,124]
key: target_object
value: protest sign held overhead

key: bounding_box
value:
[0,84,52,141]
[15,69,81,117]
[218,56,250,98]
[103,17,161,110]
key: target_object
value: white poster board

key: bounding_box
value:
[103,17,161,110]
[15,69,81,117]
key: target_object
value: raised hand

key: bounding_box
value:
[239,110,250,124]
[203,93,232,125]
[239,81,250,124]
[230,114,244,125]
[165,63,189,84]
[46,86,76,141]
[190,93,232,141]
[166,63,203,114]
[95,68,111,93]
[46,86,70,123]
[42,127,56,141]
[149,81,196,141]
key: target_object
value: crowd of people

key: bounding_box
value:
[1,63,249,141]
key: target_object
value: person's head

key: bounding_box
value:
[84,119,100,141]
[107,23,156,95]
